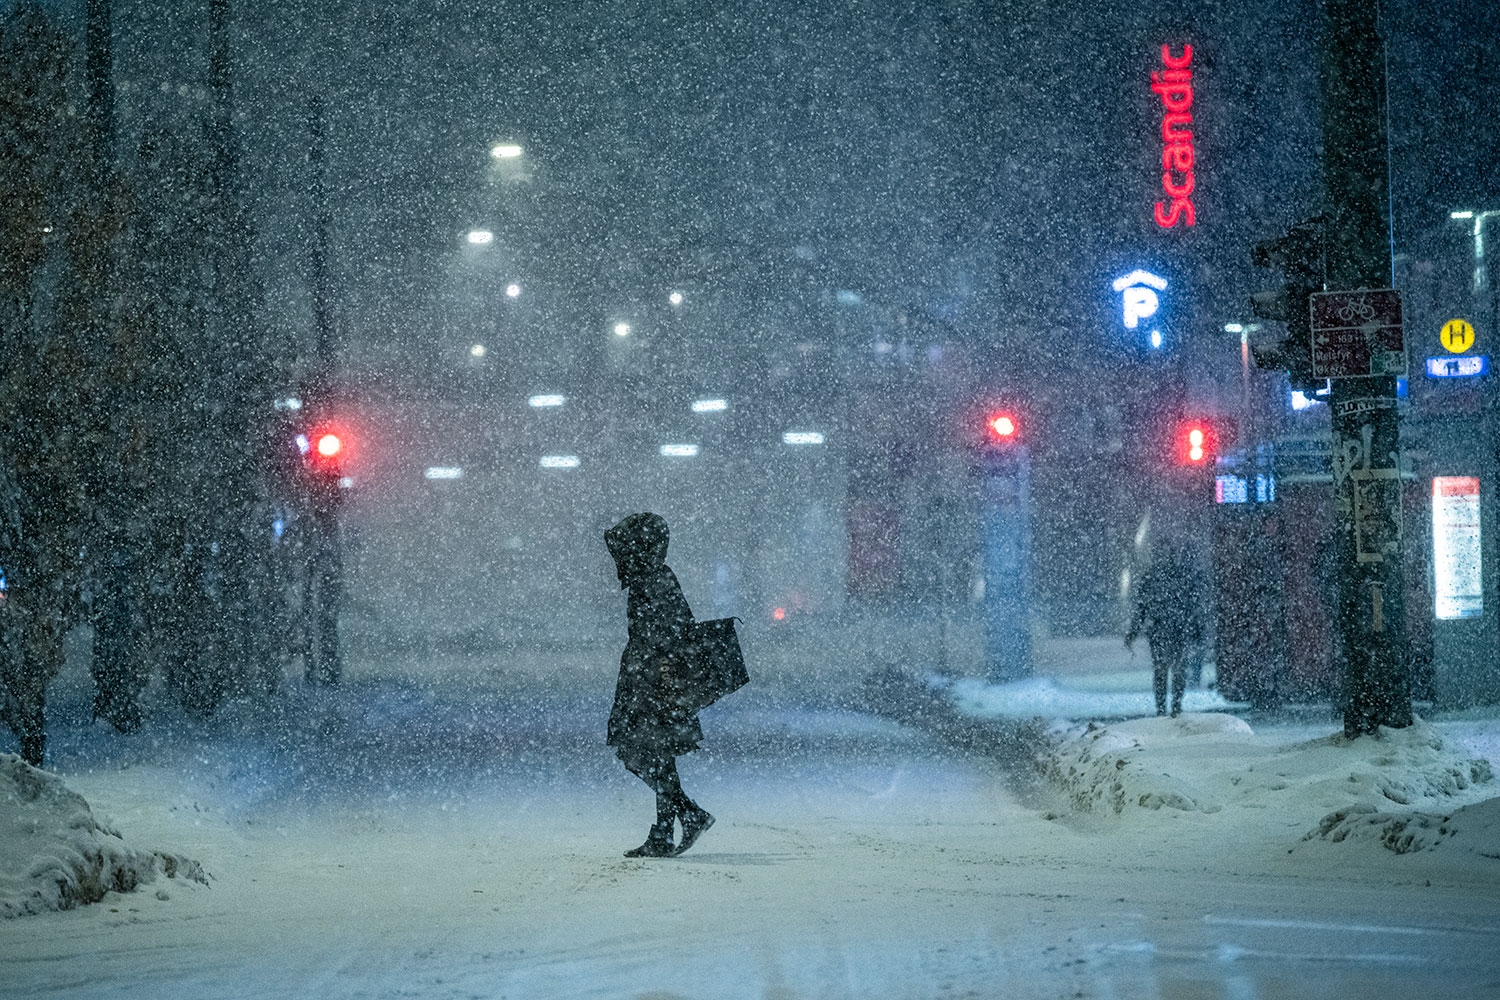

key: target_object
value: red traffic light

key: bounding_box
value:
[1178,421,1217,464]
[303,425,350,475]
[987,413,1018,440]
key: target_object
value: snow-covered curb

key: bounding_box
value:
[1,754,207,918]
[1036,714,1499,857]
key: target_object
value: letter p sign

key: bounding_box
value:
[1112,270,1169,330]
[1122,286,1159,329]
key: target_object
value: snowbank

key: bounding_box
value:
[1037,714,1499,858]
[0,754,207,918]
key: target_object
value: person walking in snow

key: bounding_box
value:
[1125,544,1206,718]
[604,512,715,858]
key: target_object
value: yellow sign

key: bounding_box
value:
[1441,318,1475,354]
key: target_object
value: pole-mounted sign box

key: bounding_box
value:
[1309,289,1406,378]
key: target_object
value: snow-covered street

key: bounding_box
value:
[4,648,1499,999]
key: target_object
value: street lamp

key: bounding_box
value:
[491,143,524,159]
[1451,209,1500,292]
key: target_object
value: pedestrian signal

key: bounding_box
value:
[1179,422,1217,464]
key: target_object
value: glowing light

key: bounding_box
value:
[1426,355,1489,378]
[539,455,580,469]
[1290,390,1324,410]
[491,143,524,159]
[988,414,1017,438]
[295,433,310,455]
[274,397,303,411]
[1150,329,1164,349]
[613,322,631,337]
[1452,210,1476,220]
[316,434,342,458]
[1113,271,1167,330]
[528,394,565,407]
[691,398,727,413]
[1112,270,1169,293]
[1153,44,1197,228]
[1186,426,1206,463]
[338,476,354,489]
[466,229,494,245]
[1223,323,1244,334]
[660,444,699,457]
[425,466,463,480]
[669,290,683,305]
[506,283,521,298]
[772,607,786,621]
[471,344,486,357]
[1434,476,1483,619]
[783,431,825,445]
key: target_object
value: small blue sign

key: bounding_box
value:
[1426,355,1489,379]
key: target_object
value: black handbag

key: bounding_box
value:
[678,617,749,713]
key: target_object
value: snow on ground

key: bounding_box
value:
[949,673,1235,721]
[0,754,206,918]
[1034,713,1500,863]
[4,643,1500,998]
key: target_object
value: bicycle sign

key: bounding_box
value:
[1309,289,1406,378]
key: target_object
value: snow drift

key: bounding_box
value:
[1,754,207,918]
[1037,714,1499,857]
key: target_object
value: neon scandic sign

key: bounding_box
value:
[1152,44,1196,228]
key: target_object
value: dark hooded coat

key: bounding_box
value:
[604,513,703,755]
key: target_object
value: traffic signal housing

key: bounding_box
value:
[1249,221,1324,392]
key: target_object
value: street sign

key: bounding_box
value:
[1309,289,1405,378]
[1426,355,1488,379]
[1440,318,1476,354]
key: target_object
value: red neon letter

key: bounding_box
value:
[1162,143,1195,172]
[1155,198,1197,228]
[1161,112,1193,143]
[1161,44,1193,69]
[1150,76,1194,112]
[1162,171,1195,198]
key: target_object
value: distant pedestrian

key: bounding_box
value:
[604,513,715,858]
[1125,544,1206,718]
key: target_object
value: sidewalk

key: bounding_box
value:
[949,635,1235,722]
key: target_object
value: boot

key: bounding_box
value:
[673,806,715,856]
[624,820,674,858]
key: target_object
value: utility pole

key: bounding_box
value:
[1320,0,1413,736]
[299,97,345,686]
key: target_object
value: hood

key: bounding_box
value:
[604,512,669,588]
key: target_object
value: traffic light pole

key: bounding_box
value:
[1321,0,1413,735]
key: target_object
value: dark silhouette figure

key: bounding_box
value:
[604,513,714,858]
[1125,546,1206,717]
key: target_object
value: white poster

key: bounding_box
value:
[1433,476,1483,620]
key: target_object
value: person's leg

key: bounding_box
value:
[619,749,676,856]
[1150,641,1168,716]
[661,756,714,856]
[1170,646,1187,717]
